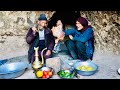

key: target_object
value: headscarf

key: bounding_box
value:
[76,17,92,33]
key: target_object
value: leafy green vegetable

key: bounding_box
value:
[57,70,74,78]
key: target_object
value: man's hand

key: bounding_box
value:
[32,26,37,34]
[69,35,73,40]
[45,50,51,56]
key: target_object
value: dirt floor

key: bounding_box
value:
[0,43,120,79]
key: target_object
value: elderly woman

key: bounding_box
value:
[61,17,94,61]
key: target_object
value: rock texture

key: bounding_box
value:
[0,11,55,59]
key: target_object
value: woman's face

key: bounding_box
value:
[56,20,62,26]
[76,21,83,30]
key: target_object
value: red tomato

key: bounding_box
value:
[42,75,46,78]
[43,71,49,75]
[46,75,50,78]
[48,71,53,76]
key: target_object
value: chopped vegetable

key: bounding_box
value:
[57,70,74,78]
[76,65,94,71]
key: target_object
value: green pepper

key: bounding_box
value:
[67,75,71,78]
[59,70,64,75]
[65,73,70,77]
[70,74,74,78]
[59,74,63,77]
[60,70,65,75]
[58,72,61,75]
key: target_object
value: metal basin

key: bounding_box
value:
[73,61,98,76]
[117,68,120,75]
[0,62,28,79]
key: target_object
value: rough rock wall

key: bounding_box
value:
[80,11,120,54]
[0,11,55,59]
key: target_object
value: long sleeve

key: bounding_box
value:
[72,28,93,43]
[26,28,36,44]
[64,29,76,36]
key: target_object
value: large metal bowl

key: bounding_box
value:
[117,68,120,75]
[0,62,28,79]
[73,61,98,76]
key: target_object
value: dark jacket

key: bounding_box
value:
[26,27,55,63]
[64,27,94,60]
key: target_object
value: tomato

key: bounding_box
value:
[43,71,49,75]
[48,71,53,76]
[42,75,46,78]
[46,75,50,78]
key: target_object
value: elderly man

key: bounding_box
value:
[26,14,55,64]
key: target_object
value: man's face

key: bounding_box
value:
[76,21,83,30]
[38,20,47,27]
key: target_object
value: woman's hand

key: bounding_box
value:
[55,39,59,44]
[45,50,51,56]
[59,31,65,41]
[69,35,73,40]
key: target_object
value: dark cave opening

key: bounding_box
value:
[47,11,80,29]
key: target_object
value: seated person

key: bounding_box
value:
[60,17,94,61]
[26,14,55,64]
